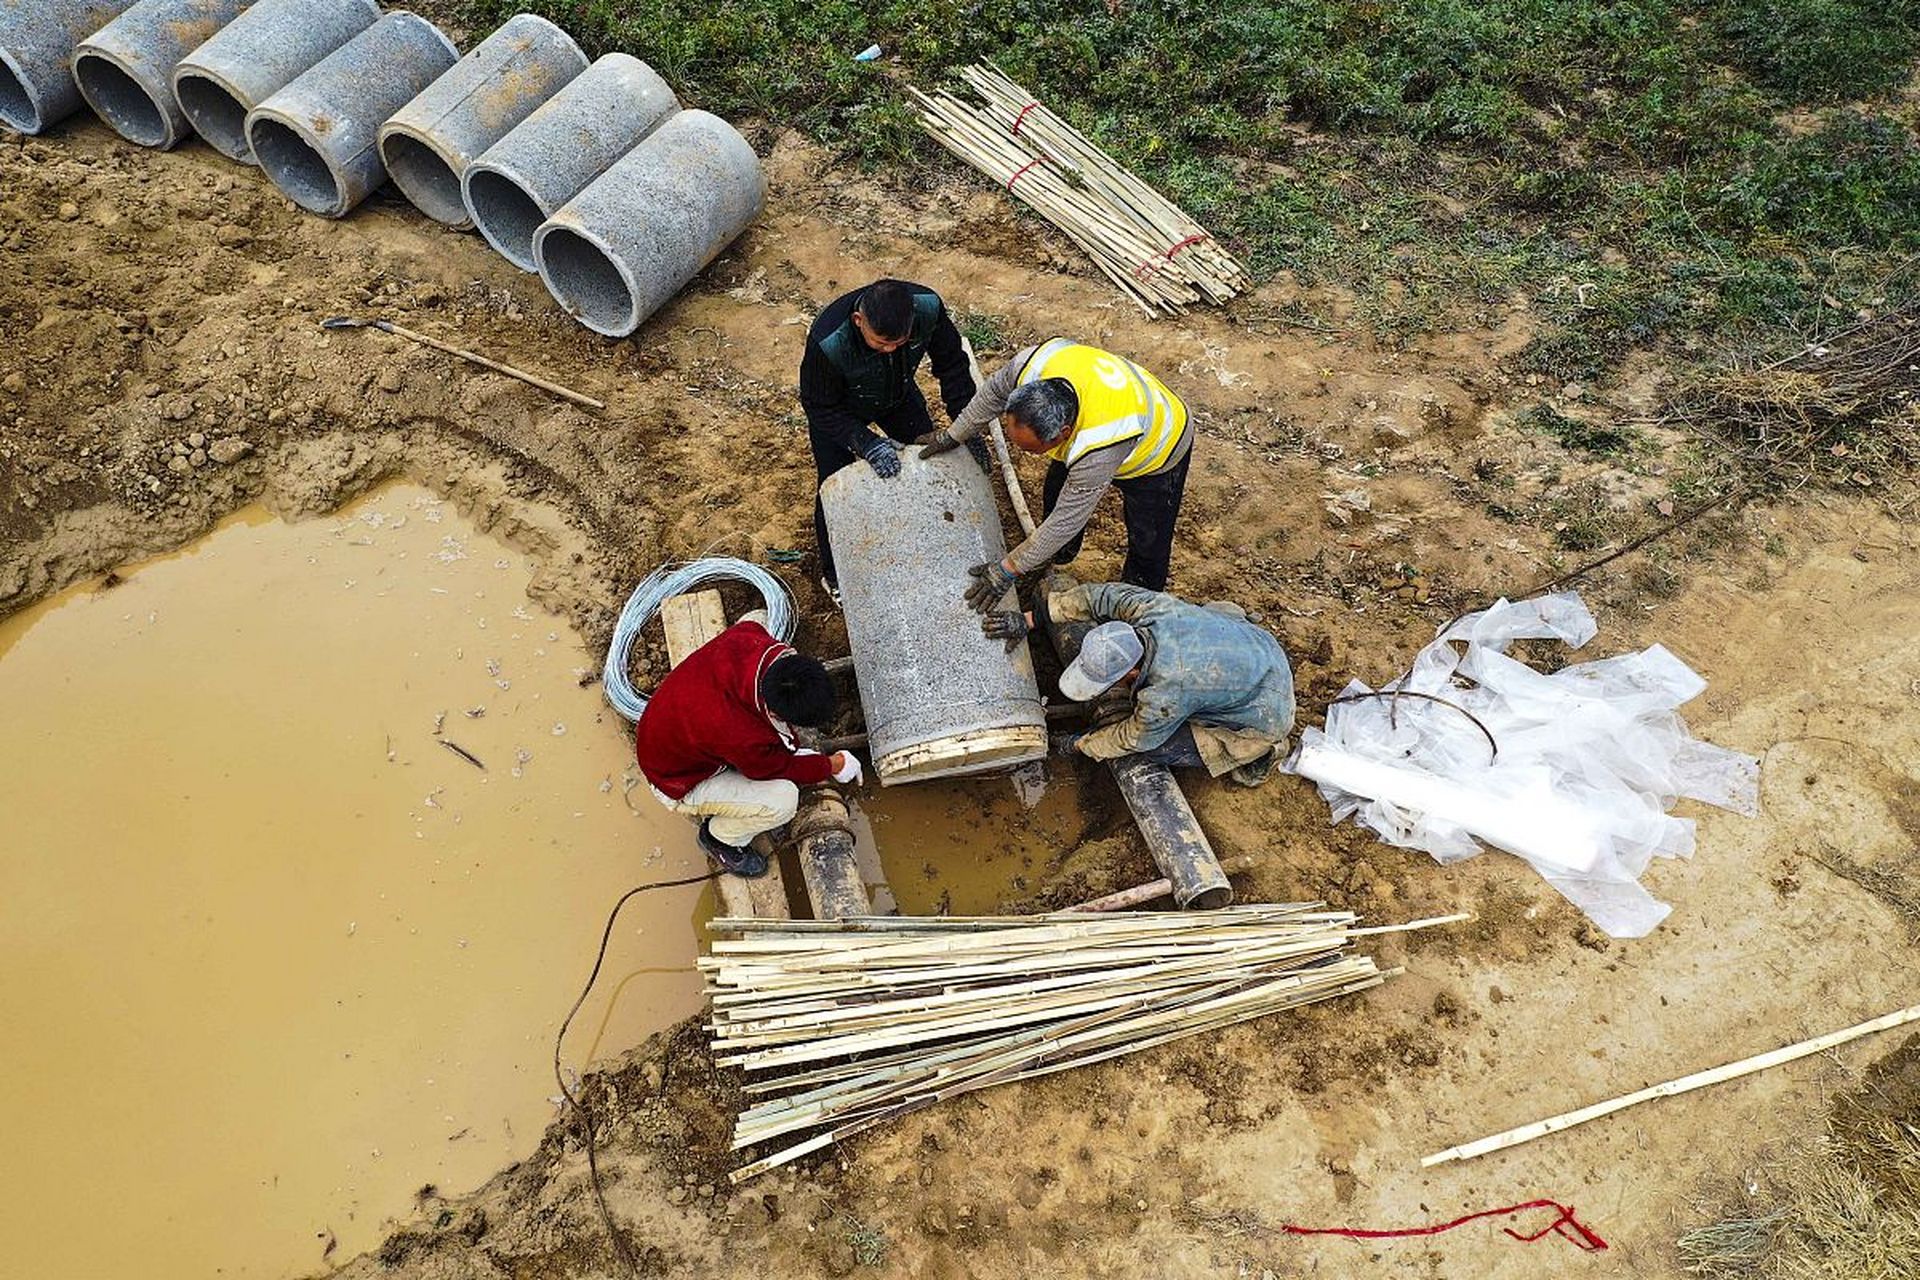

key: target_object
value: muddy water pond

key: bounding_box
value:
[0,486,711,1278]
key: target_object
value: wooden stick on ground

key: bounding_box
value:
[1068,853,1261,912]
[1423,1001,1920,1167]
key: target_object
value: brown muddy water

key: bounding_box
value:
[0,486,712,1279]
[853,766,1087,915]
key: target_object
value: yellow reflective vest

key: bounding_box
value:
[1016,339,1189,479]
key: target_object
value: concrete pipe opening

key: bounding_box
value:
[72,51,169,147]
[536,227,637,336]
[379,129,466,226]
[465,167,547,271]
[248,115,343,216]
[0,51,37,133]
[173,70,251,161]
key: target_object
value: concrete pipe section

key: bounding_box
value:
[0,0,136,134]
[377,13,586,229]
[462,52,679,272]
[170,0,378,165]
[245,11,457,217]
[820,447,1049,785]
[71,0,250,149]
[532,110,764,337]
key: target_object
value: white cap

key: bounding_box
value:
[1058,621,1144,701]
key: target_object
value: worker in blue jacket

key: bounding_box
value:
[798,278,982,602]
[984,580,1297,785]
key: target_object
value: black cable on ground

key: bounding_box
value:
[553,870,718,1278]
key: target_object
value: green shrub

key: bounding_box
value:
[1715,0,1920,104]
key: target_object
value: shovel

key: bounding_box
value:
[321,316,606,411]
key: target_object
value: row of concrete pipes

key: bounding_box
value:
[0,0,766,336]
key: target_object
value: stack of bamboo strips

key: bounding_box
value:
[705,905,1463,1181]
[909,63,1251,317]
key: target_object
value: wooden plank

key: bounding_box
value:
[1423,1001,1920,1167]
[662,590,728,667]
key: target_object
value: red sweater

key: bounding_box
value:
[635,620,836,799]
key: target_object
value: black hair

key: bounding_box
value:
[855,280,915,341]
[760,653,838,727]
[1005,377,1078,444]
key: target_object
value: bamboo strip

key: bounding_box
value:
[707,908,1458,1181]
[1423,1002,1920,1167]
[906,64,1250,314]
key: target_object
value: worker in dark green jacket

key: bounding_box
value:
[799,278,981,602]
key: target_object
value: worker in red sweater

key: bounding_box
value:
[637,617,863,878]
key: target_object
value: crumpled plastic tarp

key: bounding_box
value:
[1285,593,1759,937]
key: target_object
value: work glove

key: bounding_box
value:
[982,611,1029,654]
[861,435,903,479]
[964,560,1020,614]
[830,751,865,785]
[1049,730,1083,758]
[913,428,961,458]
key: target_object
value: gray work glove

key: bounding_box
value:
[913,428,961,458]
[965,435,993,474]
[1049,730,1083,757]
[964,560,1019,614]
[982,610,1029,653]
[861,435,903,479]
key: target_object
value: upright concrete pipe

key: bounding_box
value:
[531,109,764,337]
[0,0,135,134]
[245,11,457,217]
[377,13,586,229]
[462,52,679,271]
[71,0,250,149]
[820,446,1049,785]
[792,789,870,919]
[170,0,378,164]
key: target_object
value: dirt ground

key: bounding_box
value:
[3,115,1917,1279]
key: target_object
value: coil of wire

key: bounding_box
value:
[603,558,796,721]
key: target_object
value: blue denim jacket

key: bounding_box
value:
[1049,582,1297,773]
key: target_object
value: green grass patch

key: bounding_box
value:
[449,0,1920,375]
[1518,404,1642,457]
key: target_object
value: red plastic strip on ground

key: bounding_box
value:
[1281,1199,1607,1252]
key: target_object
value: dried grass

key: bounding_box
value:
[1679,1118,1920,1279]
[1659,297,1920,512]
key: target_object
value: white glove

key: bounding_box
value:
[831,752,865,785]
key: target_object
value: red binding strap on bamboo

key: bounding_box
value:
[1006,158,1044,191]
[1164,232,1210,259]
[1010,102,1040,136]
[1281,1199,1607,1252]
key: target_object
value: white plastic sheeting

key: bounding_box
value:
[1287,593,1759,937]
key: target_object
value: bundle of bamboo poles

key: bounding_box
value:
[908,63,1251,317]
[704,905,1463,1181]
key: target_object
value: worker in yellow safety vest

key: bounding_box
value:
[919,338,1193,611]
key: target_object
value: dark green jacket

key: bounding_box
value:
[798,282,976,454]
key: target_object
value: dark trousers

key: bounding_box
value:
[810,387,935,587]
[1040,446,1192,592]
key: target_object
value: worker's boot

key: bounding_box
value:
[698,819,770,878]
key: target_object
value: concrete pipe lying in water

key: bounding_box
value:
[72,0,250,149]
[820,446,1049,785]
[462,52,679,272]
[245,10,457,217]
[170,0,378,165]
[377,13,585,229]
[0,0,135,134]
[531,109,763,337]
